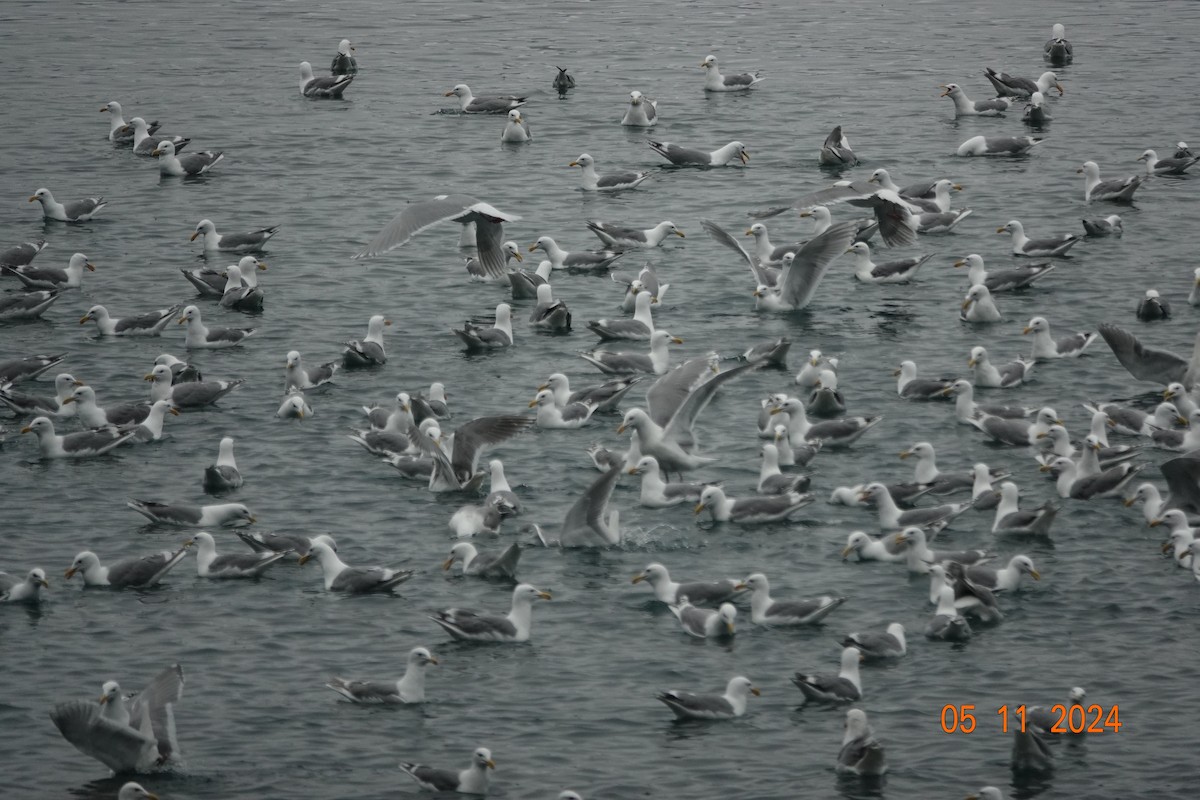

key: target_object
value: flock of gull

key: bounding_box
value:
[2,19,1198,800]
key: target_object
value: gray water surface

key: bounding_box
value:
[2,1,1198,798]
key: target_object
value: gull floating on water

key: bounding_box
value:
[28,188,106,222]
[191,218,279,252]
[500,109,531,142]
[401,746,495,794]
[326,647,438,704]
[430,583,551,641]
[939,83,1011,116]
[445,83,525,113]
[649,139,748,166]
[65,543,192,588]
[657,676,759,720]
[299,61,353,97]
[621,90,657,126]
[152,140,223,177]
[1078,160,1145,202]
[331,38,357,75]
[984,67,1062,98]
[997,220,1079,257]
[700,54,763,91]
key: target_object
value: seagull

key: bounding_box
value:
[21,416,136,458]
[126,499,255,527]
[1044,23,1073,64]
[837,708,888,776]
[152,140,223,177]
[993,482,1058,535]
[758,444,810,494]
[429,583,551,641]
[925,583,973,641]
[818,125,857,165]
[4,252,95,290]
[1023,316,1097,359]
[793,646,863,703]
[895,360,953,400]
[969,346,1034,388]
[0,287,57,320]
[631,562,742,605]
[354,194,521,278]
[453,303,513,351]
[27,188,106,222]
[177,305,256,348]
[285,350,339,391]
[998,220,1079,257]
[846,242,932,283]
[954,253,1055,291]
[1078,161,1146,202]
[957,135,1042,156]
[529,236,623,270]
[984,67,1063,98]
[737,573,843,625]
[80,303,180,336]
[961,284,1002,322]
[772,397,882,448]
[859,484,972,530]
[326,647,439,704]
[0,353,66,384]
[130,116,189,155]
[408,413,533,493]
[0,238,47,267]
[1137,148,1199,176]
[0,568,49,603]
[842,623,907,659]
[841,531,907,562]
[751,222,859,310]
[656,676,760,720]
[628,455,710,508]
[649,139,748,167]
[1137,290,1171,321]
[445,83,525,113]
[299,61,353,97]
[401,747,495,793]
[621,90,657,126]
[939,83,1011,116]
[568,153,649,191]
[192,531,286,578]
[61,385,150,428]
[500,109,531,142]
[1081,214,1123,236]
[1022,92,1051,126]
[100,100,158,142]
[442,542,520,580]
[65,543,192,588]
[762,183,916,247]
[538,373,640,413]
[299,540,414,592]
[530,390,596,429]
[144,364,244,408]
[236,531,336,558]
[331,38,357,75]
[0,372,80,417]
[669,599,737,638]
[581,329,681,375]
[202,437,243,494]
[586,220,684,249]
[700,54,763,91]
[191,219,279,252]
[342,315,390,367]
[695,486,813,523]
[1096,323,1200,388]
[276,391,312,420]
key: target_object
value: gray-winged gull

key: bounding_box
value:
[80,303,180,336]
[529,236,622,271]
[553,67,575,92]
[401,746,495,793]
[127,499,254,527]
[631,562,741,605]
[101,101,159,143]
[539,373,640,412]
[177,305,256,348]
[700,54,763,91]
[299,540,414,592]
[738,573,843,625]
[326,647,438,704]
[443,542,520,580]
[752,221,859,310]
[966,555,1040,591]
[117,783,159,800]
[0,238,47,267]
[331,39,357,75]
[1097,323,1200,387]
[406,413,533,492]
[285,350,338,390]
[145,364,244,408]
[130,116,188,156]
[219,262,265,311]
[569,153,648,192]
[764,182,916,247]
[587,290,653,341]
[895,360,952,399]
[586,220,683,249]
[837,709,887,775]
[628,455,709,508]
[957,135,1041,156]
[696,486,812,523]
[0,568,49,603]
[453,303,513,351]
[28,188,106,222]
[1136,290,1171,321]
[191,219,279,252]
[657,676,759,720]
[445,83,525,113]
[202,437,242,495]
[842,623,906,659]
[500,109,531,142]
[1137,148,1199,176]
[993,482,1058,535]
[771,397,882,447]
[819,126,856,166]
[528,285,571,330]
[1079,161,1145,202]
[21,416,135,458]
[65,544,192,588]
[192,531,286,578]
[447,496,503,538]
[1081,214,1123,236]
[846,242,931,283]
[649,139,748,166]
[62,385,150,428]
[581,329,680,375]
[669,599,737,638]
[925,584,972,640]
[621,90,657,126]
[1044,23,1073,64]
[758,444,810,494]
[152,140,223,176]
[1023,316,1097,358]
[793,646,863,703]
[5,251,95,289]
[0,353,65,383]
[0,374,79,416]
[861,486,972,531]
[299,61,353,97]
[0,290,57,321]
[969,347,1034,388]
[530,390,595,429]
[1041,455,1145,499]
[1023,91,1051,126]
[354,194,520,278]
[984,67,1062,98]
[429,583,550,641]
[841,531,907,562]
[51,664,184,773]
[998,220,1079,257]
[939,83,1011,116]
[954,253,1055,291]
[236,531,336,557]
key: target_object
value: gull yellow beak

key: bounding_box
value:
[891,368,901,376]
[567,161,579,168]
[28,195,37,202]
[752,289,762,297]
[725,621,735,634]
[671,336,684,344]
[486,759,497,769]
[21,425,33,433]
[1149,518,1162,527]
[960,299,973,311]
[428,656,438,665]
[85,262,95,271]
[952,184,963,190]
[1161,541,1173,553]
[528,243,539,251]
[443,90,456,97]
[64,566,77,578]
[616,423,626,434]
[143,373,156,381]
[693,502,706,514]
[73,379,85,386]
[674,230,685,238]
[38,578,49,588]
[298,553,312,565]
[1076,167,1084,174]
[79,314,91,324]
[1123,497,1136,507]
[537,591,552,600]
[189,231,200,241]
[177,317,187,324]
[894,533,908,543]
[99,694,109,704]
[1164,388,1176,399]
[899,450,912,459]
[953,259,966,268]
[967,358,978,367]
[528,398,538,408]
[151,148,161,156]
[627,467,639,475]
[512,251,523,262]
[1055,82,1064,95]
[169,407,180,416]
[61,397,76,405]
[1035,432,1048,439]
[940,386,954,396]
[1022,326,1033,335]
[996,226,1007,234]
[750,687,761,696]
[259,262,269,270]
[631,573,646,584]
[768,407,783,416]
[536,383,549,391]
[1038,463,1052,473]
[100,107,108,112]
[939,88,951,97]
[739,150,749,164]
[441,558,454,571]
[841,546,853,558]
[1030,570,1041,580]
[734,582,747,590]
